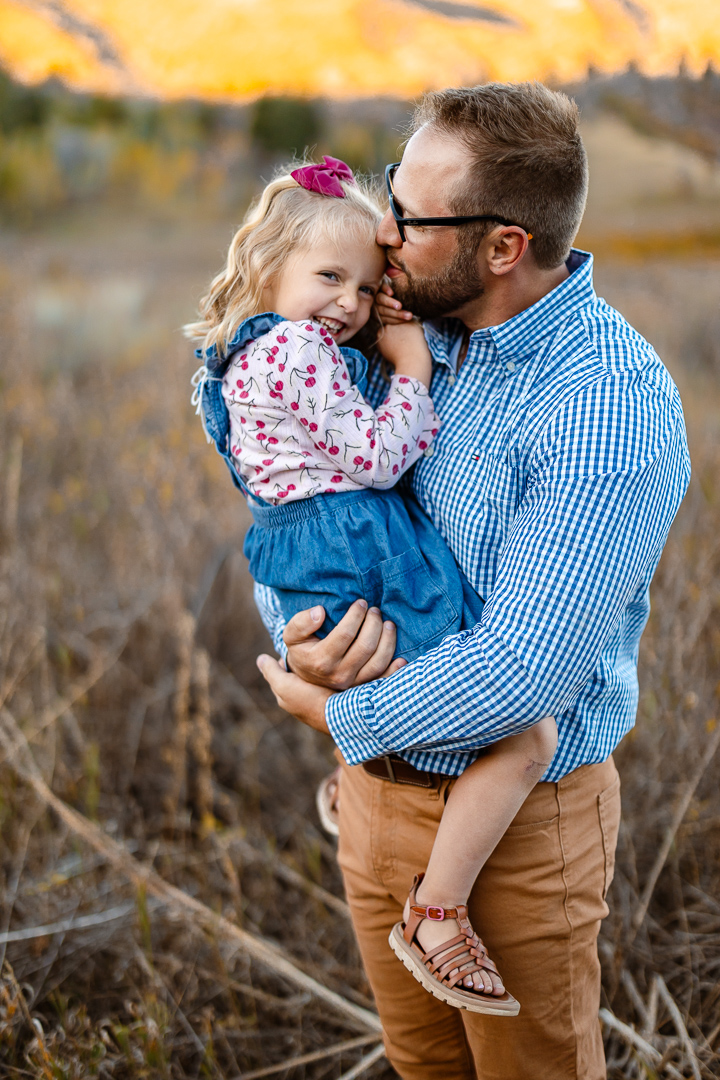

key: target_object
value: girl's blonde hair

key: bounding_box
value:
[184,162,384,358]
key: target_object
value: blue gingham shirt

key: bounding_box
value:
[255,251,690,781]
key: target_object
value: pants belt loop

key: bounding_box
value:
[383,755,397,783]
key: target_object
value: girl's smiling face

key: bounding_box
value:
[264,234,386,345]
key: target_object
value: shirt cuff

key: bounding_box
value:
[253,581,288,661]
[325,683,388,764]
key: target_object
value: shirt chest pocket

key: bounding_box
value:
[468,449,521,595]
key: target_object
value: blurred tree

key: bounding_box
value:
[0,69,49,134]
[58,93,128,127]
[250,96,322,156]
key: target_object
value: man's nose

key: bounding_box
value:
[377,208,402,249]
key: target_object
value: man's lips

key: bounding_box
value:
[386,263,404,279]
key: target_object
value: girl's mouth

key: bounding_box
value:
[314,316,346,335]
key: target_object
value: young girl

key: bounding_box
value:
[186,156,557,1016]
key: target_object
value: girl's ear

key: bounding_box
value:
[259,274,275,307]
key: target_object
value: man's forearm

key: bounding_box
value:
[326,422,690,765]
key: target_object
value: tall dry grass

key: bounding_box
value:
[0,211,719,1078]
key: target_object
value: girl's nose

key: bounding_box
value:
[338,291,359,314]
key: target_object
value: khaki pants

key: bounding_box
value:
[337,754,621,1080]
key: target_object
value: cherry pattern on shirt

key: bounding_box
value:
[223,320,440,504]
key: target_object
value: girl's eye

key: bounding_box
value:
[320,272,339,281]
[360,286,377,296]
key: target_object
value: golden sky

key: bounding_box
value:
[1,0,718,99]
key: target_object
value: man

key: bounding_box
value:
[255,82,690,1079]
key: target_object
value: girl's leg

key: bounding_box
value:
[404,716,558,994]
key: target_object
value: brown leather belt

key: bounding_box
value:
[362,754,447,789]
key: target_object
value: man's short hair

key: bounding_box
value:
[413,83,588,269]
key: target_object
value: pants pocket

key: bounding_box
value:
[597,775,621,898]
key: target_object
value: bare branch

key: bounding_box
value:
[631,722,720,937]
[655,975,703,1080]
[237,1034,382,1079]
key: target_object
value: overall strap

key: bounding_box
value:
[191,363,270,507]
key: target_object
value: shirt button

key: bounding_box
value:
[424,444,434,458]
[506,361,516,373]
[448,374,457,386]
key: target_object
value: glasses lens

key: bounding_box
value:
[386,165,405,242]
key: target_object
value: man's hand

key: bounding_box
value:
[255,654,333,734]
[283,599,407,691]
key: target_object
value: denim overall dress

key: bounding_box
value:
[195,312,483,662]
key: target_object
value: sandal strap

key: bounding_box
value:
[402,873,503,994]
[424,936,470,969]
[409,903,460,919]
[426,940,501,981]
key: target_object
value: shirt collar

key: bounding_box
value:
[423,318,466,369]
[424,249,596,369]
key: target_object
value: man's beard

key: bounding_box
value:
[387,238,484,320]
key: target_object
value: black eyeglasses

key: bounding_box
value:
[385,162,531,244]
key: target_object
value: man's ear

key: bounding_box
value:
[484,227,531,277]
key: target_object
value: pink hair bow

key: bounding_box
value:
[291,156,355,198]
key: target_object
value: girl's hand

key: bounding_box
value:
[376,281,415,326]
[377,320,433,388]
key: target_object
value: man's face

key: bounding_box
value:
[377,126,484,320]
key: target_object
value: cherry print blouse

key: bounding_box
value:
[222,319,440,504]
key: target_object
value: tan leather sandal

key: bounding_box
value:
[315,767,340,837]
[389,874,520,1015]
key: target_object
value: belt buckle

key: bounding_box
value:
[382,755,397,783]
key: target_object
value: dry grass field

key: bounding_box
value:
[1,100,720,1078]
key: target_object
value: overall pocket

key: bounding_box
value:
[361,546,460,660]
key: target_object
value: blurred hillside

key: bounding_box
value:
[2,65,720,239]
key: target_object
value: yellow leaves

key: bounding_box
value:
[707,718,717,733]
[0,0,122,94]
[0,0,718,100]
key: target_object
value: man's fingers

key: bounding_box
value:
[354,619,399,684]
[256,653,291,698]
[282,601,403,691]
[341,605,385,672]
[381,656,407,680]
[319,599,371,661]
[282,605,326,648]
[257,654,333,733]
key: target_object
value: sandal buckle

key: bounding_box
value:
[425,906,445,921]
